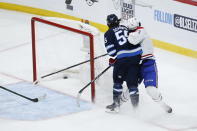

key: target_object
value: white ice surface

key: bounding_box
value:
[0,9,197,131]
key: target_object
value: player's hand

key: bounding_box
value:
[109,58,116,66]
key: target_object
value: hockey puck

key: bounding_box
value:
[63,76,68,79]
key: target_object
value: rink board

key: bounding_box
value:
[0,82,92,120]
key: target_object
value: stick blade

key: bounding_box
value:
[32,94,47,102]
[37,94,47,102]
[33,80,40,85]
[76,93,81,107]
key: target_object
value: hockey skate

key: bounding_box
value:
[130,94,139,108]
[106,96,120,113]
[158,101,172,113]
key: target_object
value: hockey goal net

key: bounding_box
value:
[31,17,107,102]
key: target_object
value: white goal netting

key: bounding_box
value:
[32,17,112,103]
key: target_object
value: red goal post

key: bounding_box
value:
[31,17,96,102]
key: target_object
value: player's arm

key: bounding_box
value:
[128,28,146,45]
[104,32,117,57]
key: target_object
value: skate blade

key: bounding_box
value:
[161,104,173,113]
[166,107,173,113]
[105,108,120,114]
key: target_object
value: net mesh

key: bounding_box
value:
[32,17,111,102]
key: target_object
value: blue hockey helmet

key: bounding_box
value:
[106,14,120,28]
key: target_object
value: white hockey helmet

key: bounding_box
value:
[127,17,140,30]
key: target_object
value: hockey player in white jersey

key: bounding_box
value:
[122,17,172,113]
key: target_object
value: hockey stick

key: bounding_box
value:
[34,53,108,84]
[77,65,112,107]
[0,86,46,102]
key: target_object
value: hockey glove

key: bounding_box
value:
[109,58,116,66]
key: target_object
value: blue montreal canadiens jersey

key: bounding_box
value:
[104,25,142,59]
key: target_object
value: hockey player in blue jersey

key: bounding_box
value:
[122,17,172,113]
[104,14,142,113]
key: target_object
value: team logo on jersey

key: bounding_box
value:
[145,79,154,82]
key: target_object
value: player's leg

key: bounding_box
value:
[126,56,141,108]
[142,59,172,113]
[142,59,161,101]
[126,68,140,108]
[106,60,124,113]
[106,83,123,113]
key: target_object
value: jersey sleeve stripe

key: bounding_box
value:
[106,44,114,50]
[113,88,123,92]
[108,49,117,56]
[115,47,142,59]
[141,54,154,60]
[116,50,142,59]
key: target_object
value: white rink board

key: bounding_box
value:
[1,0,197,50]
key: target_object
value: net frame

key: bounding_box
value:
[31,17,96,102]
